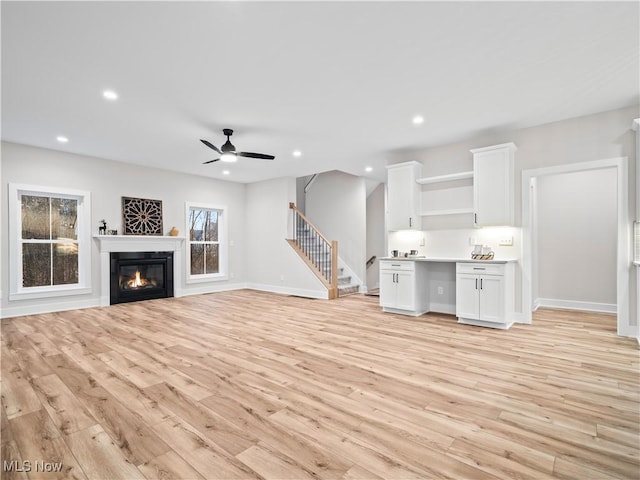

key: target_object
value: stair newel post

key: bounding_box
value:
[330,240,339,299]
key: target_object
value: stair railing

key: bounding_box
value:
[288,202,338,298]
[366,255,377,268]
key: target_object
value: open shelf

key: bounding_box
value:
[416,171,473,185]
[420,208,474,217]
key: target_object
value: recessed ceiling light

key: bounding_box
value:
[412,115,424,125]
[103,90,118,100]
[365,166,373,172]
[222,170,230,175]
[292,150,302,158]
[56,136,69,143]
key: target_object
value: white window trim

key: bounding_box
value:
[9,183,92,300]
[185,202,228,284]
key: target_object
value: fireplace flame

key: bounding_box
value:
[127,270,148,289]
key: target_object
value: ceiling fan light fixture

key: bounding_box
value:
[220,152,237,163]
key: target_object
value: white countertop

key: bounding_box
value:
[381,257,517,264]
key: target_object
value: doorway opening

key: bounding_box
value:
[521,157,631,336]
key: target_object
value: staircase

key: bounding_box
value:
[300,230,360,297]
[337,268,360,297]
[287,203,360,298]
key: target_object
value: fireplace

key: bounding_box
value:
[110,251,174,305]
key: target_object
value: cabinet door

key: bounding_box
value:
[479,275,505,323]
[473,144,515,227]
[379,270,397,307]
[387,167,412,231]
[456,274,480,320]
[394,271,416,310]
[387,163,421,231]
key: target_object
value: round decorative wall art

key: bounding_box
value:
[122,196,163,235]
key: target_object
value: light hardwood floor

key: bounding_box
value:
[1,290,638,480]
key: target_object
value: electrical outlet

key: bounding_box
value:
[230,272,234,278]
[419,236,425,246]
[280,274,284,281]
[437,286,444,295]
[229,240,235,247]
[499,236,513,246]
[469,237,477,246]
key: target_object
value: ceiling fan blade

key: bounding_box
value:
[202,158,220,164]
[237,151,275,160]
[200,139,221,154]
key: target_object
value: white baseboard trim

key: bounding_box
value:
[1,298,101,319]
[532,299,541,312]
[512,311,531,324]
[245,283,328,300]
[178,282,246,298]
[536,298,616,314]
[428,303,456,315]
[0,283,327,318]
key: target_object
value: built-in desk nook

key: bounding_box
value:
[379,258,516,329]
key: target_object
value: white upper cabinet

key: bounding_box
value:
[387,161,422,231]
[471,142,517,227]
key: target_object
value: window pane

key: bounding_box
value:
[190,244,204,275]
[21,195,50,240]
[53,243,79,285]
[204,211,218,242]
[23,243,51,287]
[205,244,219,274]
[189,209,204,241]
[51,198,78,240]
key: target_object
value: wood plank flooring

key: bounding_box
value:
[1,290,638,479]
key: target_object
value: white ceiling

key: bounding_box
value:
[2,1,638,184]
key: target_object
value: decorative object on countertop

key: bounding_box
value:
[122,196,163,235]
[168,226,179,237]
[391,250,399,257]
[98,219,107,235]
[471,251,494,260]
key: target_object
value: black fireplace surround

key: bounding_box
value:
[110,251,174,305]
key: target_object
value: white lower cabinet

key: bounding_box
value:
[380,261,429,316]
[456,262,514,329]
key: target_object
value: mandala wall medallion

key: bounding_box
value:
[122,197,163,235]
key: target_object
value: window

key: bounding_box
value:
[9,184,91,300]
[186,203,227,282]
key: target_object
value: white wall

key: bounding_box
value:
[536,169,617,309]
[244,177,327,298]
[1,141,247,317]
[305,170,367,286]
[366,183,385,289]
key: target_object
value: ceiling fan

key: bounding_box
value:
[200,129,275,164]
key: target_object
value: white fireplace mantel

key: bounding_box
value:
[94,235,185,253]
[94,235,185,306]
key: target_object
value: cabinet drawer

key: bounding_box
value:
[456,262,505,276]
[380,261,415,271]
